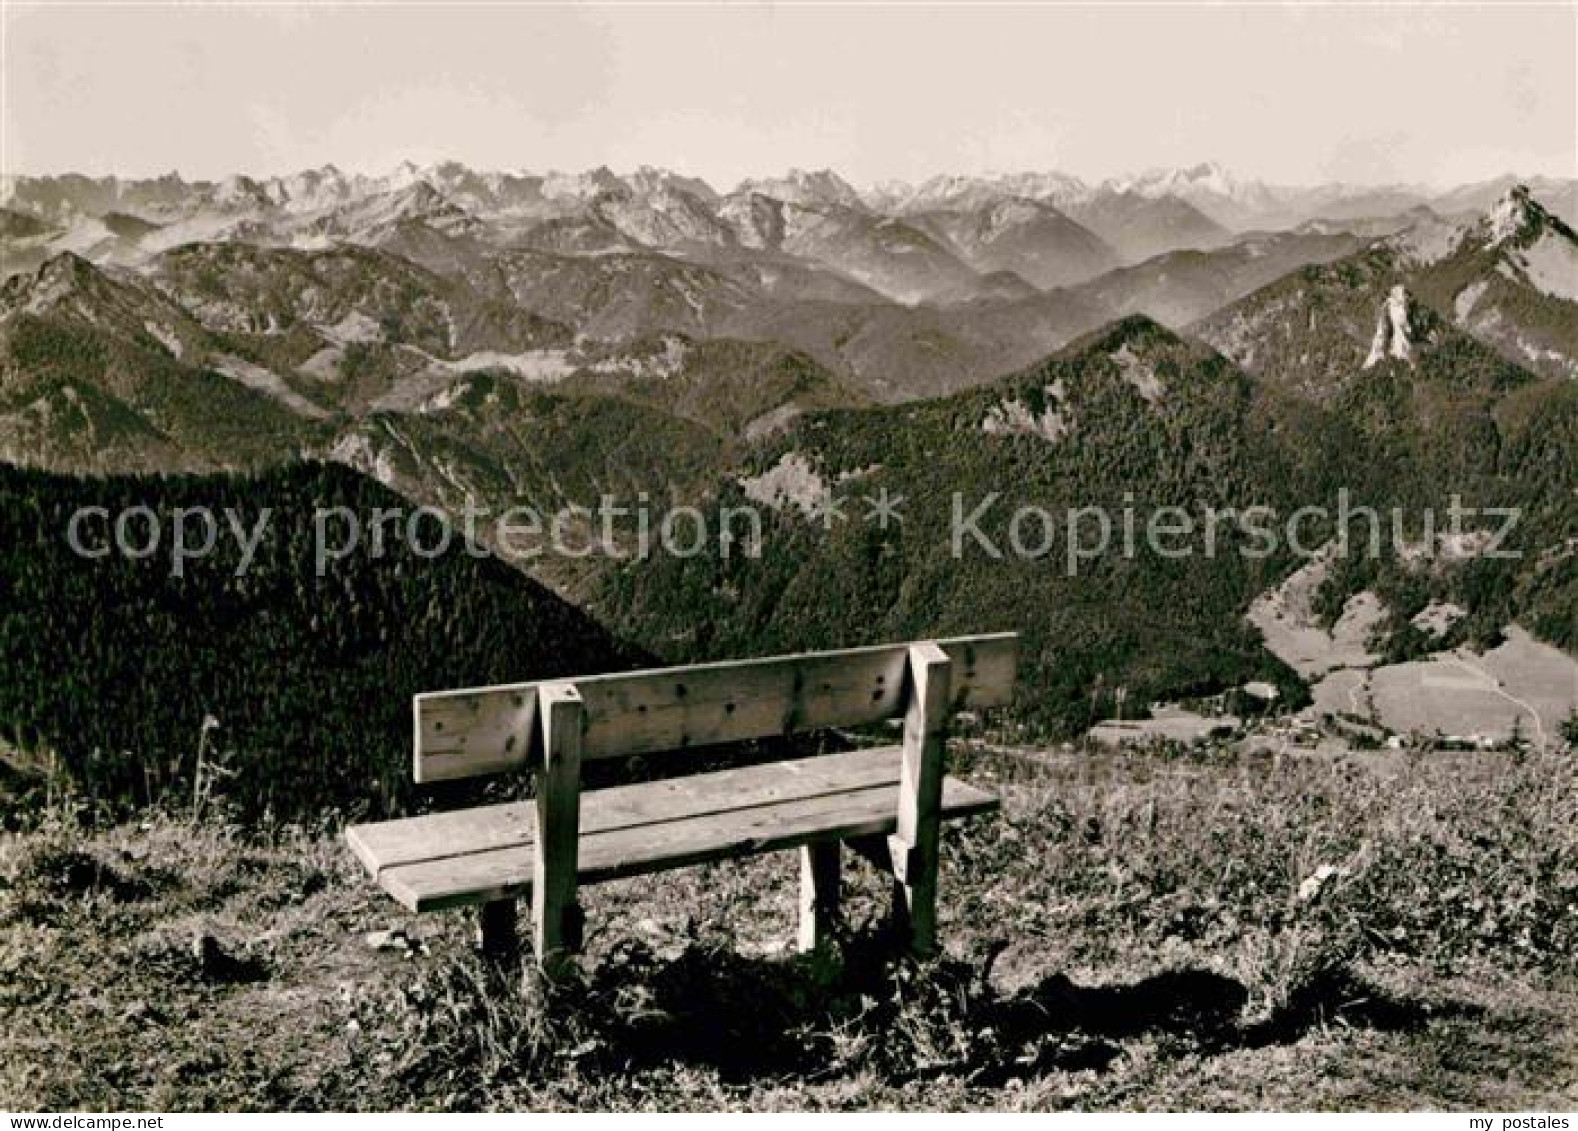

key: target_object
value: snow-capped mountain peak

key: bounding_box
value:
[621,166,721,205]
[735,168,866,210]
[385,160,426,191]
[540,166,625,202]
[208,174,270,211]
[1106,161,1270,207]
[876,171,1091,213]
[269,165,356,212]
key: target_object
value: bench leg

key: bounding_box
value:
[845,832,936,956]
[797,841,841,953]
[478,899,518,960]
[892,838,941,958]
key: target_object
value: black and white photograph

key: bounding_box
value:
[0,0,1575,1116]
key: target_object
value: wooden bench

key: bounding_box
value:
[346,633,1017,974]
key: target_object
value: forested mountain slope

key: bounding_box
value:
[0,461,647,820]
[596,316,1577,735]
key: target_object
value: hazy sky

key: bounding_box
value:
[3,3,1573,188]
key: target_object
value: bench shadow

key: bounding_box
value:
[553,927,1448,1086]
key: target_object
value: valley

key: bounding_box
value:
[1247,552,1578,749]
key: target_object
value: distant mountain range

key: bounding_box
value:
[2,169,1571,488]
[4,159,1569,457]
[7,160,1572,240]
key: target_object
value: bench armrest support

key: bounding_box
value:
[893,642,952,957]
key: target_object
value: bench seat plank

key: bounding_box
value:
[347,746,998,912]
[349,747,911,877]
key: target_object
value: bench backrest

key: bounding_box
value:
[413,633,1019,783]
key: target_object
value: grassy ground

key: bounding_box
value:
[3,742,1576,1111]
